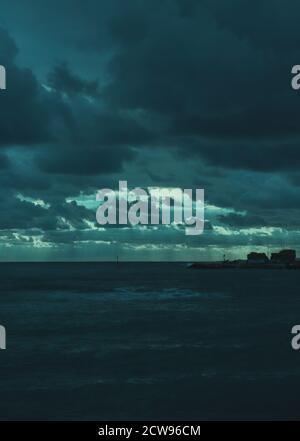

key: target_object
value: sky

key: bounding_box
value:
[1,0,300,261]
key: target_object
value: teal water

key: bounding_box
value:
[0,262,300,420]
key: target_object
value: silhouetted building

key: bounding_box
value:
[247,252,269,264]
[271,249,296,263]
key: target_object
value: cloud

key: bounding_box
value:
[0,2,300,259]
[48,62,99,98]
[0,28,57,147]
[37,145,135,176]
[218,213,268,228]
[0,152,10,170]
[0,194,95,231]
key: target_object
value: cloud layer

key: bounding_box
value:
[1,0,300,260]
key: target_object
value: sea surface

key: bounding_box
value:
[0,262,300,420]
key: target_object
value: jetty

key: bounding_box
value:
[190,249,300,269]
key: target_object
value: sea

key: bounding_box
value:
[0,262,300,420]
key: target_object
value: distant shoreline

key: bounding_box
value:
[190,262,300,270]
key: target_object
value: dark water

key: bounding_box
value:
[0,262,300,420]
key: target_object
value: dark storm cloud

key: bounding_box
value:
[0,196,55,230]
[0,0,300,258]
[0,28,55,147]
[0,152,10,170]
[105,3,266,115]
[204,0,300,53]
[0,23,145,175]
[2,1,300,173]
[48,63,99,98]
[68,109,154,148]
[37,145,135,176]
[34,103,152,177]
[99,0,300,172]
[0,194,95,230]
[49,199,95,229]
[181,138,300,172]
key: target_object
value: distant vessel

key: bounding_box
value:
[190,249,300,269]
